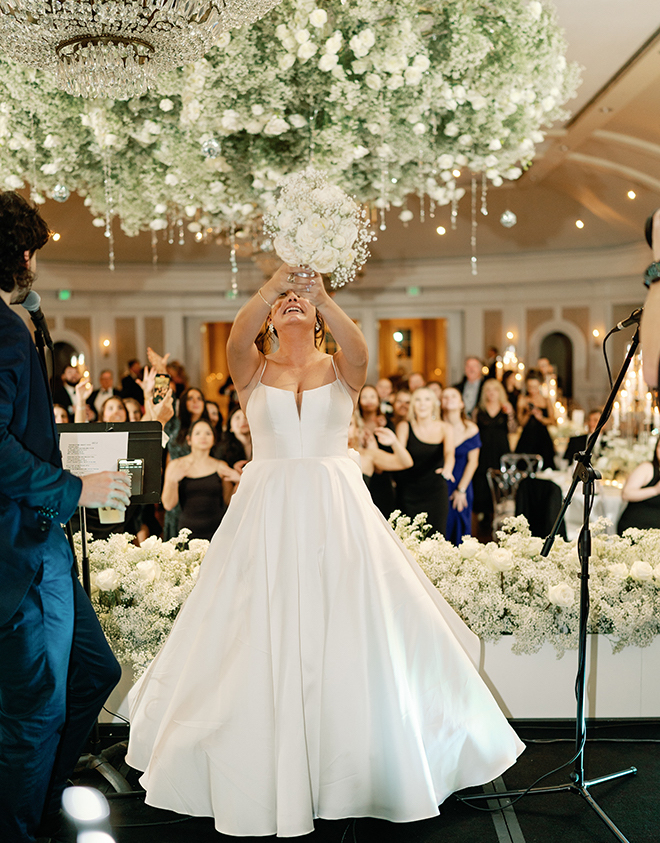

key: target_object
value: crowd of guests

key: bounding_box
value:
[53,347,655,545]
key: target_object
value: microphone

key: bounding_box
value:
[21,290,54,348]
[613,307,643,332]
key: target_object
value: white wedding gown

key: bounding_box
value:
[126,361,524,837]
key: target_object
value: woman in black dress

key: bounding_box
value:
[395,387,455,536]
[358,383,396,517]
[161,419,241,541]
[516,371,556,469]
[617,438,660,533]
[472,379,517,528]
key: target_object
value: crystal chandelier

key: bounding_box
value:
[0,0,282,99]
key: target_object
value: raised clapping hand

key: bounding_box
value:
[79,471,131,511]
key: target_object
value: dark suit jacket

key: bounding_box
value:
[0,300,82,626]
[452,376,485,414]
[120,374,144,404]
[564,434,587,465]
[87,387,121,418]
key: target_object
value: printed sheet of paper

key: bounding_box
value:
[59,431,129,477]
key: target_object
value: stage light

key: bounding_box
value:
[627,190,636,199]
[52,232,61,241]
[575,219,584,229]
[436,226,446,235]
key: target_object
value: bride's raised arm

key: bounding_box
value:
[226,264,298,391]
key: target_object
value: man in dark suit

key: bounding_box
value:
[51,365,81,420]
[0,192,131,843]
[87,368,120,419]
[564,409,602,464]
[453,356,485,417]
[120,358,144,405]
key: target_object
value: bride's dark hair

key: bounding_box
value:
[255,311,327,354]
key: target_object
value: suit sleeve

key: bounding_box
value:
[0,323,82,521]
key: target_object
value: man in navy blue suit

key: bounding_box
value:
[0,193,131,843]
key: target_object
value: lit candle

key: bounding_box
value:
[613,401,620,431]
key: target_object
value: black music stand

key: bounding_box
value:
[57,421,163,792]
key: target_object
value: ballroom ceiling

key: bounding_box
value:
[31,0,660,268]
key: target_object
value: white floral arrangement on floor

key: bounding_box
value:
[78,530,207,677]
[391,512,660,657]
[264,167,374,288]
[82,516,660,676]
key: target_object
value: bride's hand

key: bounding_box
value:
[262,263,317,298]
[295,270,329,308]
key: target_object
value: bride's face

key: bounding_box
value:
[271,290,315,333]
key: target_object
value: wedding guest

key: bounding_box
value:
[396,387,455,536]
[376,377,394,416]
[641,208,660,389]
[206,400,221,431]
[485,346,499,380]
[427,381,443,401]
[347,411,413,487]
[473,379,517,538]
[87,369,120,418]
[617,438,660,533]
[391,388,412,427]
[52,404,69,424]
[124,396,143,422]
[407,371,426,392]
[0,191,129,843]
[441,387,481,546]
[161,419,240,541]
[453,356,485,417]
[163,386,209,539]
[516,371,556,469]
[51,364,80,419]
[214,406,252,501]
[501,370,521,411]
[358,383,394,516]
[121,358,145,404]
[564,409,601,464]
[166,359,189,400]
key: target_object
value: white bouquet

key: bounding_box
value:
[264,167,375,289]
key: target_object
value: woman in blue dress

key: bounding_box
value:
[441,387,481,545]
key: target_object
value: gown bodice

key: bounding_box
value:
[246,375,353,461]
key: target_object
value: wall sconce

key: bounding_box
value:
[101,338,111,357]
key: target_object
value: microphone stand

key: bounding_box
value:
[32,320,56,395]
[462,328,640,842]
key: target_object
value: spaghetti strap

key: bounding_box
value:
[331,355,350,397]
[258,357,268,384]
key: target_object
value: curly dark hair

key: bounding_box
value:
[0,192,50,294]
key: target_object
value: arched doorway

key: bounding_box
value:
[540,332,573,398]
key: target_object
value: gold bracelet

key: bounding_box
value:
[257,288,273,308]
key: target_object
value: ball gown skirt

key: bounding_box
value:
[126,370,524,838]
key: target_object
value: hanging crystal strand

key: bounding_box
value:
[481,171,488,216]
[229,222,239,294]
[470,174,478,276]
[418,160,425,224]
[178,217,185,246]
[29,112,38,202]
[151,229,158,267]
[450,194,458,230]
[102,150,115,271]
[168,216,175,245]
[378,164,388,231]
[309,107,319,165]
[429,197,436,219]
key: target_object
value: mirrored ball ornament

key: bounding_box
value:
[500,209,517,228]
[201,138,222,159]
[52,184,70,203]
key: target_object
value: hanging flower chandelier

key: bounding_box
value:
[0,0,581,274]
[0,0,283,99]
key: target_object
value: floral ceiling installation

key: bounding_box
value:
[0,0,580,244]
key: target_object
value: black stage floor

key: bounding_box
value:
[77,720,658,843]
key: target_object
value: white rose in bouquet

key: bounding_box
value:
[479,545,514,573]
[311,245,340,274]
[273,234,301,266]
[94,568,120,592]
[548,582,575,607]
[296,221,325,252]
[607,562,629,579]
[459,536,481,559]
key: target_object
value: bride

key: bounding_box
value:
[126,263,524,837]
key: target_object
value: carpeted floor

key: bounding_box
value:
[76,720,658,843]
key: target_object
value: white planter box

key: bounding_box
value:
[101,635,660,724]
[479,635,660,719]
